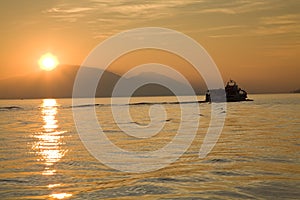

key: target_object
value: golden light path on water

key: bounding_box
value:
[32,99,72,199]
[0,94,298,199]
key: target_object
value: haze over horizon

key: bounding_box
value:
[0,0,299,95]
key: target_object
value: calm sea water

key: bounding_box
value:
[0,94,299,199]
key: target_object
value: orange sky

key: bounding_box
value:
[0,0,299,93]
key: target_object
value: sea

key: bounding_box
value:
[0,94,299,199]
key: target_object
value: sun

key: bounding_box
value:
[39,53,59,71]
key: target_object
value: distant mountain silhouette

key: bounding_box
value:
[0,65,77,99]
[292,89,300,93]
[0,65,205,99]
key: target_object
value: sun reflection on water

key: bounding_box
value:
[50,193,72,199]
[32,99,67,176]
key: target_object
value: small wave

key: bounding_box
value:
[130,118,172,125]
[130,121,148,126]
[212,171,244,176]
[66,104,103,109]
[79,184,172,199]
[0,179,28,183]
[0,106,23,111]
[141,176,211,184]
[205,158,232,163]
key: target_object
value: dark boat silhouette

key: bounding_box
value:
[206,79,252,102]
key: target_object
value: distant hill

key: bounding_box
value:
[0,65,205,99]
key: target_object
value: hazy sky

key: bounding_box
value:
[0,0,299,92]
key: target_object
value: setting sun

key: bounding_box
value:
[39,53,59,71]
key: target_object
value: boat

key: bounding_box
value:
[205,79,252,102]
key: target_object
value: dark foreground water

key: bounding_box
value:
[0,94,299,199]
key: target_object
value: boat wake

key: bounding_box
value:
[70,100,208,109]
